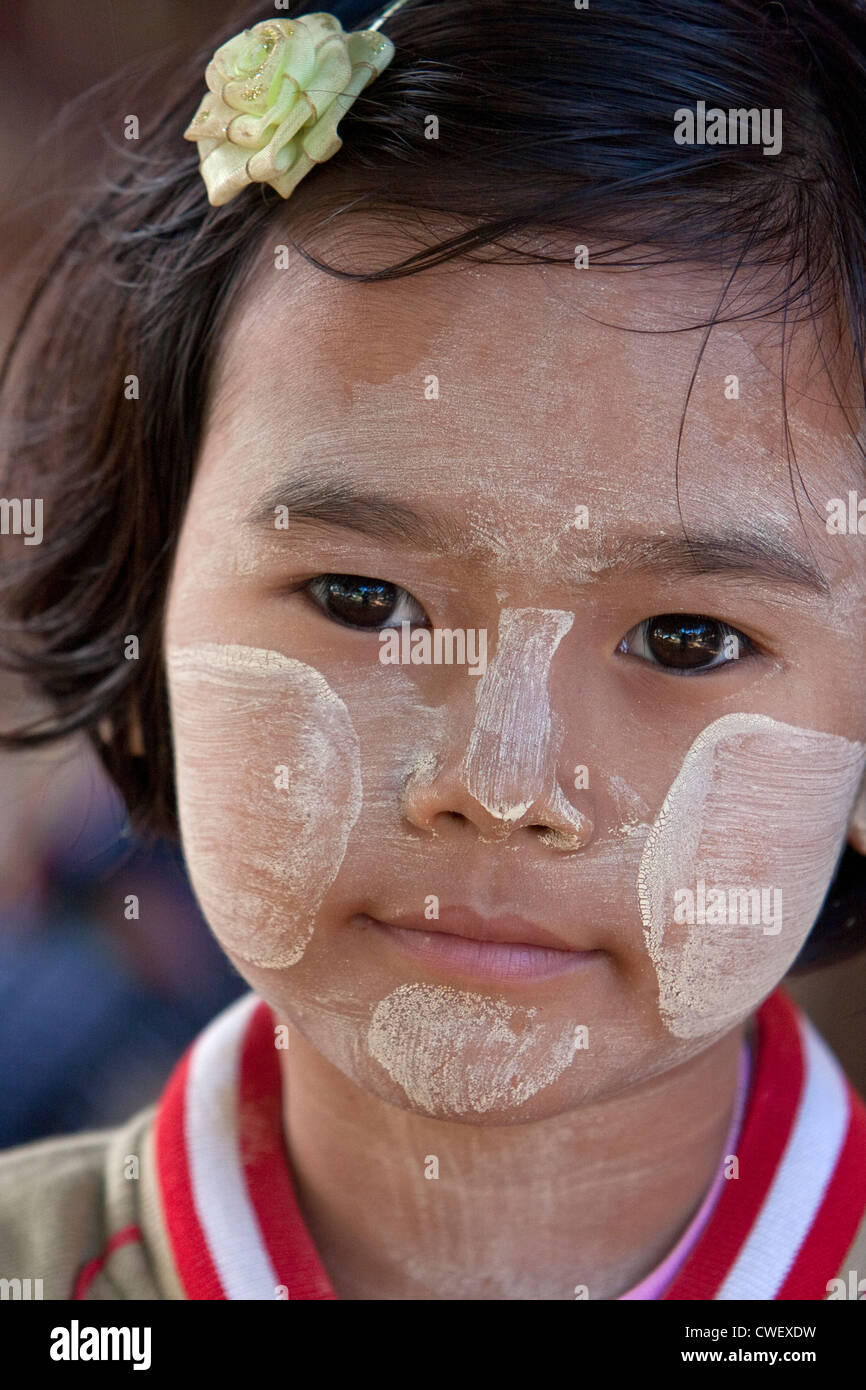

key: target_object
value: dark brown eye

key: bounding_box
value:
[619,614,751,672]
[305,574,428,630]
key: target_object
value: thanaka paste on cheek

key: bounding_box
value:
[165,643,362,969]
[366,983,583,1115]
[638,712,866,1039]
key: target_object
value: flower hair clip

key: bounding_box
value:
[184,3,409,207]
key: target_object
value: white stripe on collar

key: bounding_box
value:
[717,1011,849,1300]
[185,992,278,1298]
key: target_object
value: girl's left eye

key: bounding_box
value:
[303,574,429,630]
[618,614,754,673]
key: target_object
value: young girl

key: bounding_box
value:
[1,0,865,1301]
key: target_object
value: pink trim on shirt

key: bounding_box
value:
[618,1040,752,1300]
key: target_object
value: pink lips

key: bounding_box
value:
[356,907,602,983]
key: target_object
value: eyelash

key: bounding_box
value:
[301,574,756,675]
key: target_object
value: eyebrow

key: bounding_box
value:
[605,530,830,595]
[245,470,466,553]
[244,471,830,596]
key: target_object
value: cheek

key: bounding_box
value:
[638,712,865,1039]
[165,643,362,969]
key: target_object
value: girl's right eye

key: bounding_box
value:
[303,574,429,630]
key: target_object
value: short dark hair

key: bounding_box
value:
[1,0,865,969]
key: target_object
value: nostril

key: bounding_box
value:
[538,822,590,851]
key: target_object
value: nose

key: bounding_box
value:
[401,607,593,850]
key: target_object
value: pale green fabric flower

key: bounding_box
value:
[184,15,395,206]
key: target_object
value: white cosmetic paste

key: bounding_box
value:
[608,772,653,838]
[638,712,865,1039]
[366,983,582,1114]
[165,643,362,969]
[457,607,585,839]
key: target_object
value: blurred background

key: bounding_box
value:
[0,2,864,1149]
[0,2,248,1148]
[0,681,246,1145]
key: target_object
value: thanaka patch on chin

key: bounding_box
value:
[366,983,584,1115]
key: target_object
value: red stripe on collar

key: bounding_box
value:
[154,986,864,1301]
[154,996,336,1300]
[239,1001,337,1299]
[774,1076,866,1300]
[154,1043,227,1299]
[663,990,804,1299]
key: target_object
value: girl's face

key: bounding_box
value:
[162,242,866,1122]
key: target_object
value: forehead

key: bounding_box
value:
[201,239,863,554]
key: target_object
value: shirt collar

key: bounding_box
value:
[153,987,866,1300]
